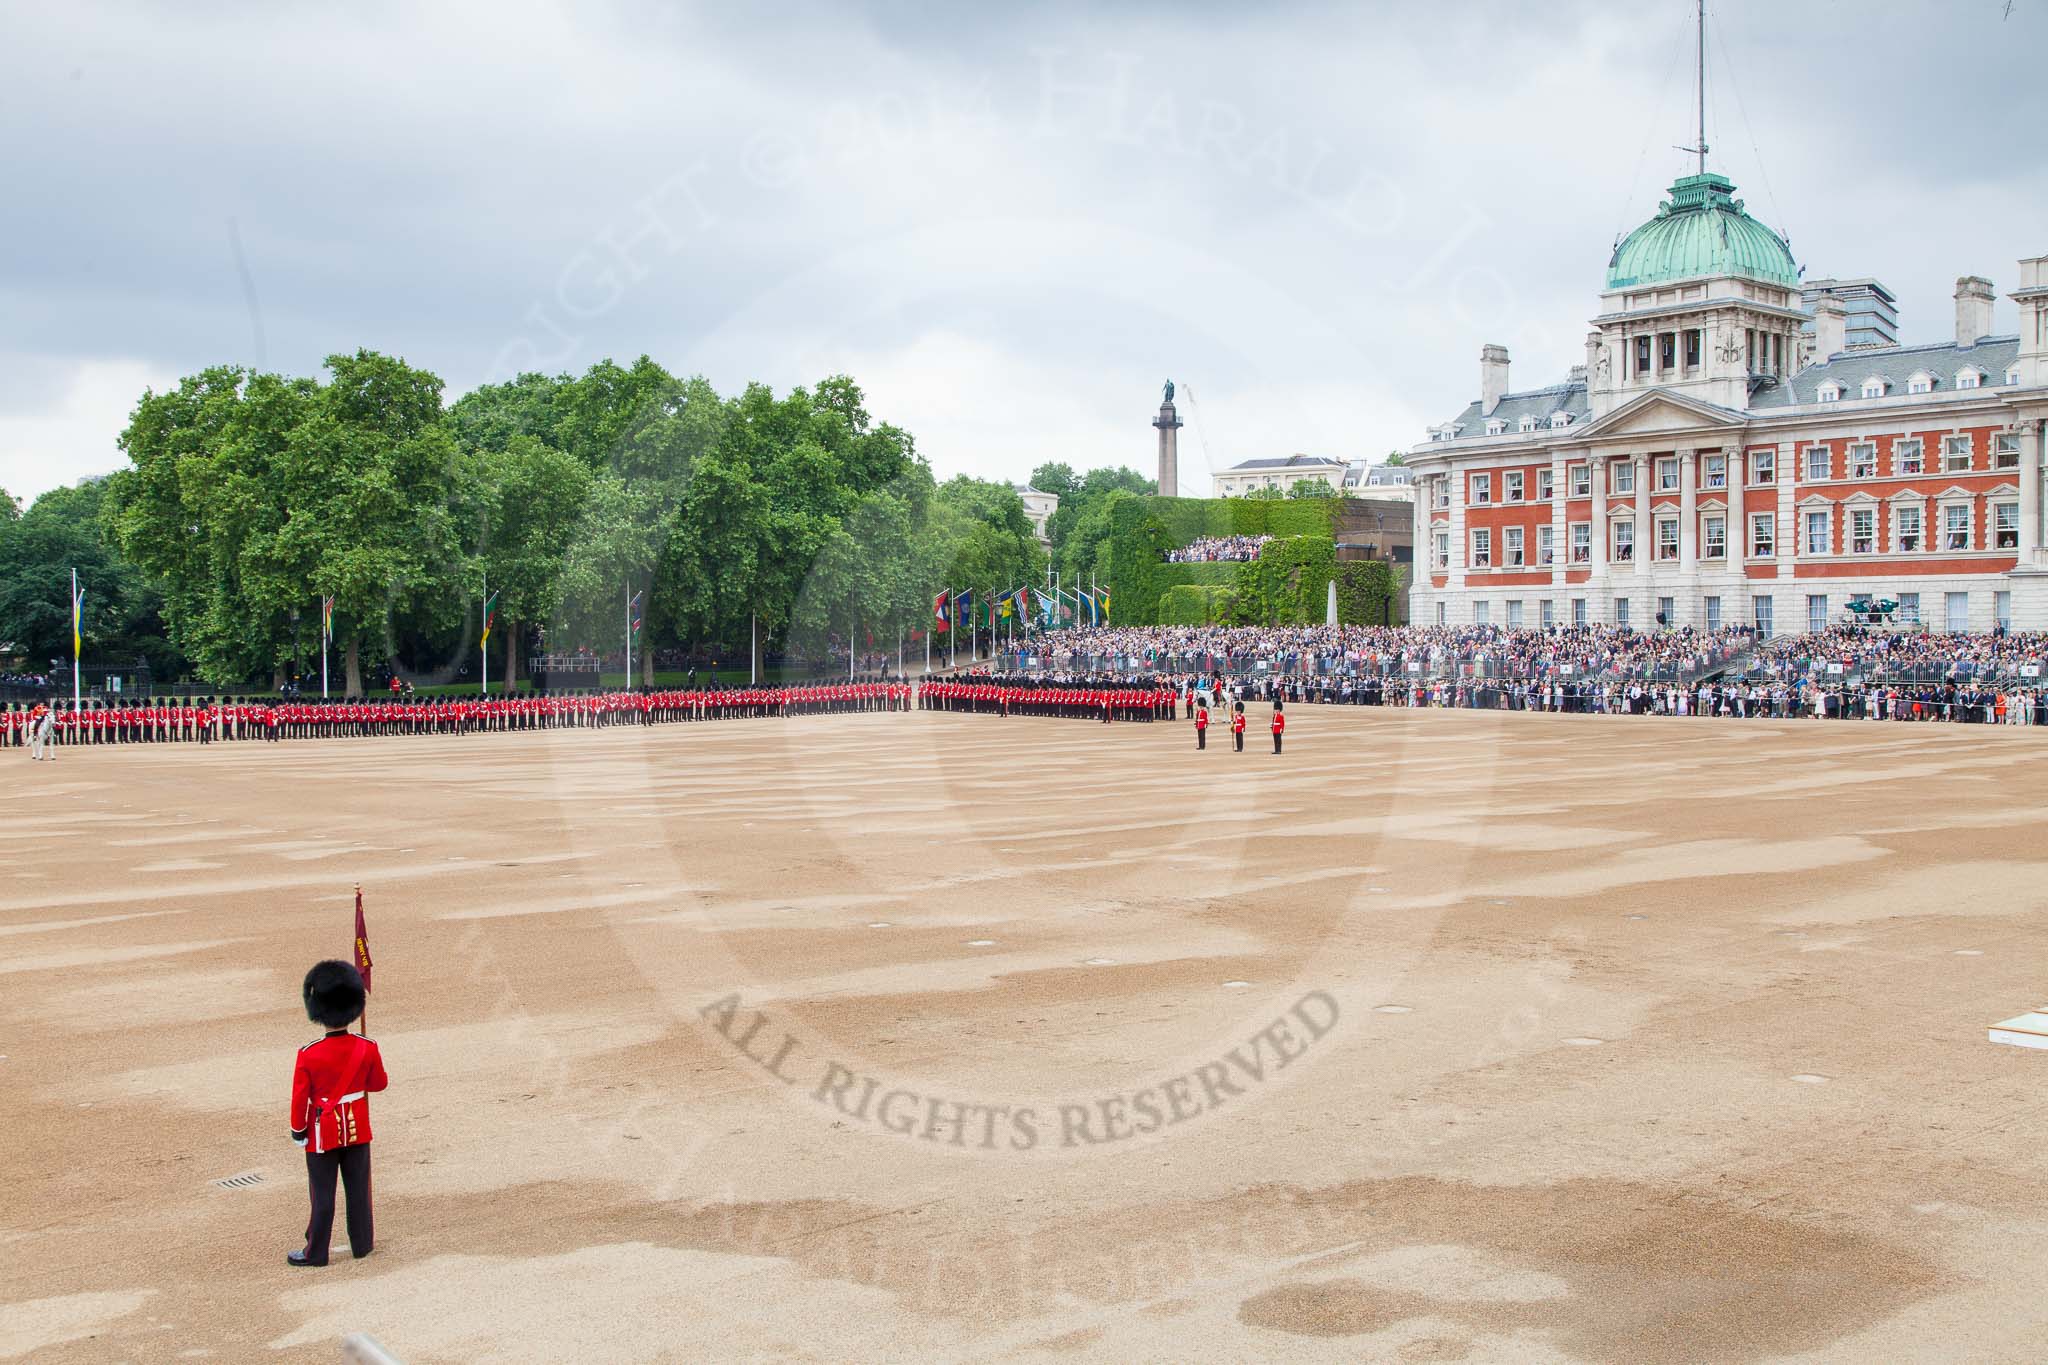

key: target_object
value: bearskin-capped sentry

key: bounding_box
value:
[303,960,366,1029]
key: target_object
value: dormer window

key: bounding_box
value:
[1956,368,1984,390]
[1860,377,1888,399]
[1518,415,1536,433]
[1550,412,1571,429]
[2010,367,2023,387]
[1486,418,1507,436]
[1907,372,1934,394]
[1816,382,1842,403]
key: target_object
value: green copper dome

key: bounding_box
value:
[1606,172,1799,290]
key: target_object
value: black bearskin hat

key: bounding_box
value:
[303,960,366,1029]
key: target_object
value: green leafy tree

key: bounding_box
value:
[1028,462,1078,498]
[1044,464,1153,552]
[462,435,592,687]
[0,479,181,678]
[107,365,311,686]
[261,352,462,694]
[1287,479,1339,500]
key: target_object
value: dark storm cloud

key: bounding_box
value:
[2,0,2042,500]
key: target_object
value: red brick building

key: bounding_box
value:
[1407,171,2048,635]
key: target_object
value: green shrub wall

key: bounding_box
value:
[1334,561,1401,625]
[1105,497,1340,625]
[1156,584,1237,626]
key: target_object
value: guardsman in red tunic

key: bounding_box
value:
[1271,698,1285,754]
[1194,699,1208,750]
[287,961,387,1267]
[1232,700,1246,752]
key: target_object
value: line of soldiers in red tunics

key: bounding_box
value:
[915,675,1176,721]
[1,681,913,749]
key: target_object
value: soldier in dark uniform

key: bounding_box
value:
[1232,700,1246,751]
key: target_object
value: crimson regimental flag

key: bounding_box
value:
[353,886,373,994]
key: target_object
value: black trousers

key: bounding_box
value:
[1197,729,1206,749]
[1233,731,1243,751]
[1273,733,1282,753]
[303,1143,373,1263]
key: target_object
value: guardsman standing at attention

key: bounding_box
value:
[288,961,387,1267]
[1271,698,1285,754]
[1194,698,1209,750]
[1232,700,1246,752]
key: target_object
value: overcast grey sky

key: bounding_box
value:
[3,0,2042,504]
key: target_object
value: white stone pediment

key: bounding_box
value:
[1576,389,1747,442]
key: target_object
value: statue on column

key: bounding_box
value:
[1162,379,1175,405]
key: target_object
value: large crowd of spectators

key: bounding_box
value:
[1165,535,1271,563]
[1752,626,2048,683]
[986,623,2048,725]
[1002,623,1754,684]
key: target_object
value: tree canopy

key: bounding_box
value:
[85,355,1049,692]
[0,477,180,677]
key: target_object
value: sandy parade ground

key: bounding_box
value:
[4,706,2048,1363]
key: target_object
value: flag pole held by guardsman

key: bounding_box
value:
[353,885,373,1037]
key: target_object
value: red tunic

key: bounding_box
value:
[290,1031,388,1154]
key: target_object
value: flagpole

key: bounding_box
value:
[71,568,81,708]
[321,598,330,699]
[354,884,367,1037]
[623,582,631,693]
[481,572,489,695]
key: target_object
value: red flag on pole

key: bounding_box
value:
[353,885,373,994]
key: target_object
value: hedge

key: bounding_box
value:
[1157,584,1237,626]
[1105,496,1339,625]
[1334,560,1400,625]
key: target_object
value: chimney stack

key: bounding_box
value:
[1811,297,1847,365]
[1955,276,1995,348]
[1480,344,1510,415]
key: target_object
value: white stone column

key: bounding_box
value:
[1590,454,1609,581]
[2018,423,2042,560]
[1678,448,1697,627]
[1446,463,1465,591]
[1678,448,1698,569]
[1633,454,1651,583]
[1726,446,1745,572]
